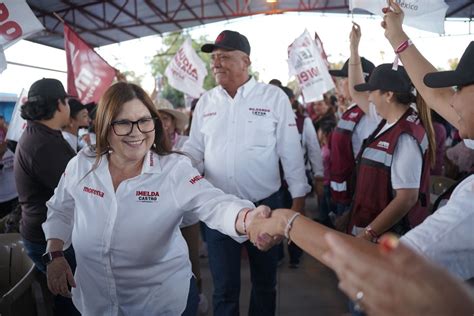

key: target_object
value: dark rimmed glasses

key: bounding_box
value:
[111,117,156,136]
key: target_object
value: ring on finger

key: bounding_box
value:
[354,290,364,312]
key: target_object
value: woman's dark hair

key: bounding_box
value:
[20,97,65,121]
[318,119,336,135]
[381,89,436,167]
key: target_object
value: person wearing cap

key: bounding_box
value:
[13,78,79,315]
[183,30,310,315]
[347,21,436,241]
[156,99,190,149]
[328,40,377,226]
[243,4,474,309]
[379,0,474,281]
[62,98,91,153]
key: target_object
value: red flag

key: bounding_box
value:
[64,24,116,104]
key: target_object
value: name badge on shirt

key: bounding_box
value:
[136,190,160,203]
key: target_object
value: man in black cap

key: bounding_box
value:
[62,98,90,153]
[14,78,79,315]
[183,30,310,315]
[328,25,377,227]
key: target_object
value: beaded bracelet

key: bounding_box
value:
[284,212,300,244]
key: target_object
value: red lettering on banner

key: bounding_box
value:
[83,186,105,198]
[189,175,204,185]
[296,67,321,84]
[0,4,23,42]
[174,47,198,81]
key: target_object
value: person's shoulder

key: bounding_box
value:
[159,152,194,170]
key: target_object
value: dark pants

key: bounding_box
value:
[205,188,288,316]
[22,239,80,316]
[276,188,303,265]
[182,277,199,316]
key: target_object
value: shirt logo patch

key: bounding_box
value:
[249,107,270,117]
[406,114,419,124]
[83,186,104,198]
[189,175,204,184]
[203,112,217,118]
[136,191,160,203]
[377,141,390,150]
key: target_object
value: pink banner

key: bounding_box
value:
[64,24,116,104]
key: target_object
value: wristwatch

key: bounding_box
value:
[42,251,64,265]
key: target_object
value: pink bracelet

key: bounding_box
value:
[364,225,379,243]
[392,39,413,70]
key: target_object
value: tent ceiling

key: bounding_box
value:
[26,0,474,49]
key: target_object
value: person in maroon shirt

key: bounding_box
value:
[14,78,79,315]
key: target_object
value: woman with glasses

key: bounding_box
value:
[41,82,271,315]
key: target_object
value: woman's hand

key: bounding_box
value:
[349,22,361,52]
[381,0,406,43]
[46,257,76,298]
[246,208,293,250]
[323,233,474,316]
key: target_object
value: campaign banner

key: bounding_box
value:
[288,29,335,103]
[0,0,44,49]
[64,24,116,104]
[5,89,28,142]
[349,0,449,34]
[164,38,207,99]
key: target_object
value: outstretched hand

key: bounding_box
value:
[246,208,295,251]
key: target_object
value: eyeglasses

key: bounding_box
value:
[111,117,156,136]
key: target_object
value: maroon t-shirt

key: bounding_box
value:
[14,121,75,244]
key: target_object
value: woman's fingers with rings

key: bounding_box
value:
[354,290,365,312]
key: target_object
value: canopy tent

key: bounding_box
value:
[27,0,474,49]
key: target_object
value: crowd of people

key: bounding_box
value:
[0,0,473,315]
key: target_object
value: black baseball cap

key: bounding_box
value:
[329,57,375,82]
[354,64,412,93]
[424,41,474,88]
[28,78,71,101]
[68,98,87,117]
[201,30,251,55]
[280,86,295,100]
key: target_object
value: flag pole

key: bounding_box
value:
[53,12,65,24]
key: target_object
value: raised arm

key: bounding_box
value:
[382,0,459,128]
[348,22,371,113]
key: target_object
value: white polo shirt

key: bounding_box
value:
[42,148,252,315]
[183,77,311,202]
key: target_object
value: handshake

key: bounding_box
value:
[239,206,299,251]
